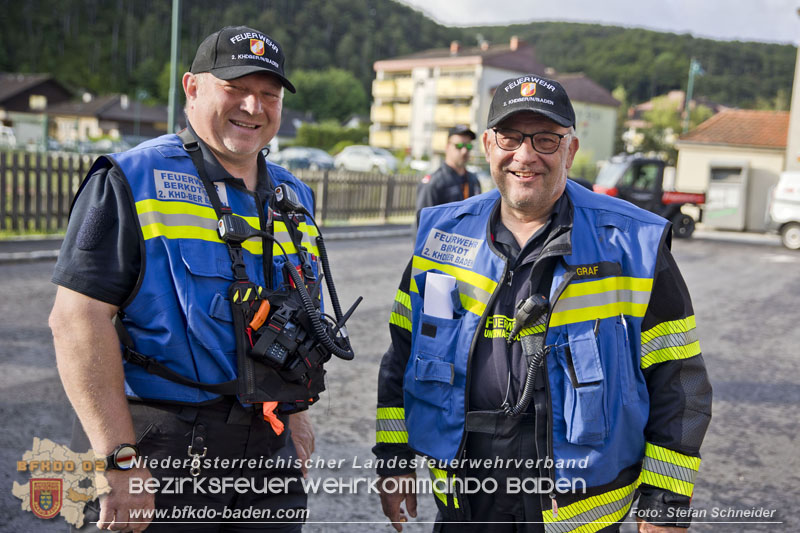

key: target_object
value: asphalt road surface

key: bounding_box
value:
[1,233,798,532]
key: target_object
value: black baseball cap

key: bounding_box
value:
[448,125,476,140]
[190,26,296,93]
[487,75,575,129]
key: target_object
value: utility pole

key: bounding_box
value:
[784,7,800,171]
[167,0,181,133]
[682,58,703,133]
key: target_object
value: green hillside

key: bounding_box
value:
[0,0,794,111]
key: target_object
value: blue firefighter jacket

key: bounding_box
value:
[406,180,663,483]
[94,133,317,404]
[376,179,711,530]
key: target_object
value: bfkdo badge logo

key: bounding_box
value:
[250,39,265,56]
[520,82,536,97]
[30,478,62,519]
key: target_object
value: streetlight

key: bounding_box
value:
[167,0,181,133]
[682,58,704,133]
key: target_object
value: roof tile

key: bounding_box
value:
[679,109,789,148]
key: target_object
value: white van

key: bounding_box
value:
[0,126,16,147]
[768,171,800,250]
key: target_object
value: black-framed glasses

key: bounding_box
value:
[492,127,568,154]
[453,142,473,150]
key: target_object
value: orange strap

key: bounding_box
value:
[463,181,469,200]
[262,402,285,435]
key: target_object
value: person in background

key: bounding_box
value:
[416,124,482,224]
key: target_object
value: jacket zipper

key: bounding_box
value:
[540,267,577,517]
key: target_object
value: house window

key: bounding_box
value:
[29,95,47,110]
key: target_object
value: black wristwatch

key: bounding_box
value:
[104,443,140,470]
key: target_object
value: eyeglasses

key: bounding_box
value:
[453,142,473,150]
[492,128,568,154]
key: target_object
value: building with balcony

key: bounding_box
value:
[369,38,619,168]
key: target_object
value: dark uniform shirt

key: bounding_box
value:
[52,124,274,306]
[469,193,571,411]
[416,163,481,224]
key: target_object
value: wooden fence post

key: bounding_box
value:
[383,176,395,221]
[320,170,329,223]
[11,152,21,231]
[0,152,6,230]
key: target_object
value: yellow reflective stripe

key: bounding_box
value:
[542,481,638,533]
[389,290,413,331]
[639,470,693,498]
[640,316,701,369]
[390,313,412,332]
[428,467,459,509]
[136,200,319,257]
[410,275,486,317]
[561,276,653,298]
[377,407,405,420]
[274,221,320,256]
[410,256,497,317]
[640,443,699,497]
[458,292,486,317]
[394,289,411,311]
[550,276,653,327]
[376,430,408,444]
[411,255,498,296]
[376,407,408,443]
[136,198,217,219]
[140,222,264,255]
[550,301,649,327]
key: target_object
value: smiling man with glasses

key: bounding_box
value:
[415,124,482,224]
[375,75,711,533]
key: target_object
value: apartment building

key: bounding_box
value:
[369,38,619,166]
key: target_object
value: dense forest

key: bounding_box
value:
[0,0,795,113]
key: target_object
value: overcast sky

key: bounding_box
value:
[398,0,800,45]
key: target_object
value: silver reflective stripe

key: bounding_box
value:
[544,491,635,533]
[552,289,650,313]
[642,456,697,485]
[411,266,491,306]
[376,418,407,432]
[391,300,412,321]
[138,210,216,230]
[641,329,698,355]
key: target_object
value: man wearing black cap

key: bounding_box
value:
[415,125,481,224]
[50,26,317,532]
[374,75,711,532]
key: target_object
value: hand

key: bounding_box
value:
[96,467,154,531]
[288,411,315,478]
[636,517,688,532]
[378,473,417,532]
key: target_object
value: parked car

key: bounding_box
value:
[269,146,335,171]
[768,171,800,250]
[0,126,16,148]
[334,145,398,174]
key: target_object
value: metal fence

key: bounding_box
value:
[0,150,419,232]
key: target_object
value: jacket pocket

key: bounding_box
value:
[405,312,461,411]
[179,240,236,357]
[560,322,608,445]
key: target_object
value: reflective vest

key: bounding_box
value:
[405,180,667,528]
[97,134,318,403]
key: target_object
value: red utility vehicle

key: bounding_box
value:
[593,155,705,238]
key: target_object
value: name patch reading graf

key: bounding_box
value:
[153,170,229,207]
[421,230,482,268]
